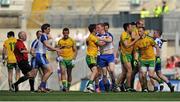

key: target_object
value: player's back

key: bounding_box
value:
[3,37,17,63]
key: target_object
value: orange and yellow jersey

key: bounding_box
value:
[86,33,99,57]
[58,37,76,60]
[119,31,133,55]
[134,36,156,60]
[132,27,139,36]
[3,37,17,63]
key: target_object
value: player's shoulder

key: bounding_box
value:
[121,31,128,36]
[68,37,75,42]
[146,35,154,40]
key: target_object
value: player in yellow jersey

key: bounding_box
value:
[2,31,20,91]
[85,24,106,92]
[136,20,149,35]
[133,27,160,92]
[57,28,77,92]
[117,23,139,92]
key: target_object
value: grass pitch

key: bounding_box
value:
[0,91,180,101]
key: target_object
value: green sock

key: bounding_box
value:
[68,82,71,89]
[62,80,67,88]
[159,79,164,84]
[87,80,93,87]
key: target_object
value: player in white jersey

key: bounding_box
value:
[36,24,61,92]
[96,23,117,92]
[150,29,174,92]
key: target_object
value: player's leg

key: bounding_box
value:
[108,62,117,91]
[66,60,74,91]
[105,54,118,92]
[117,64,127,91]
[12,61,35,92]
[156,70,174,92]
[15,64,20,81]
[139,61,148,92]
[59,60,67,91]
[102,67,110,92]
[147,60,158,92]
[123,62,134,91]
[131,60,140,89]
[7,64,13,91]
[86,56,98,92]
[38,54,53,91]
[97,55,110,92]
[94,68,101,92]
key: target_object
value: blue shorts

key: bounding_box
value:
[31,57,39,69]
[35,53,49,68]
[97,54,114,68]
[155,62,161,71]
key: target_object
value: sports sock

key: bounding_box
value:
[14,76,28,86]
[29,79,35,91]
[39,81,46,88]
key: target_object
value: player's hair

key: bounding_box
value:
[18,31,25,39]
[131,22,136,26]
[36,30,41,35]
[138,27,146,31]
[63,27,69,32]
[123,23,131,31]
[7,31,15,37]
[41,23,50,32]
[104,22,109,28]
[155,29,162,36]
[88,24,96,33]
[96,23,105,27]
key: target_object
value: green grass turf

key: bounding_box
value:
[0,91,180,101]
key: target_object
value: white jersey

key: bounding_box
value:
[154,38,163,54]
[96,32,114,54]
[155,38,163,49]
[36,33,48,54]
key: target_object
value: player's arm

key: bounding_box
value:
[2,46,6,60]
[99,36,112,43]
[30,41,37,57]
[43,40,58,51]
[96,40,106,46]
[41,35,59,51]
[123,36,139,48]
[154,44,160,57]
[2,45,7,65]
[20,49,29,53]
[30,47,35,57]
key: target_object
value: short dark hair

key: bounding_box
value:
[36,30,41,35]
[63,27,69,32]
[131,22,136,26]
[123,23,130,31]
[41,23,50,32]
[88,24,96,33]
[7,31,15,37]
[104,22,109,28]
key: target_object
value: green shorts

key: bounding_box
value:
[7,63,18,69]
[140,60,155,72]
[120,54,133,64]
[59,59,74,69]
[86,55,97,69]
